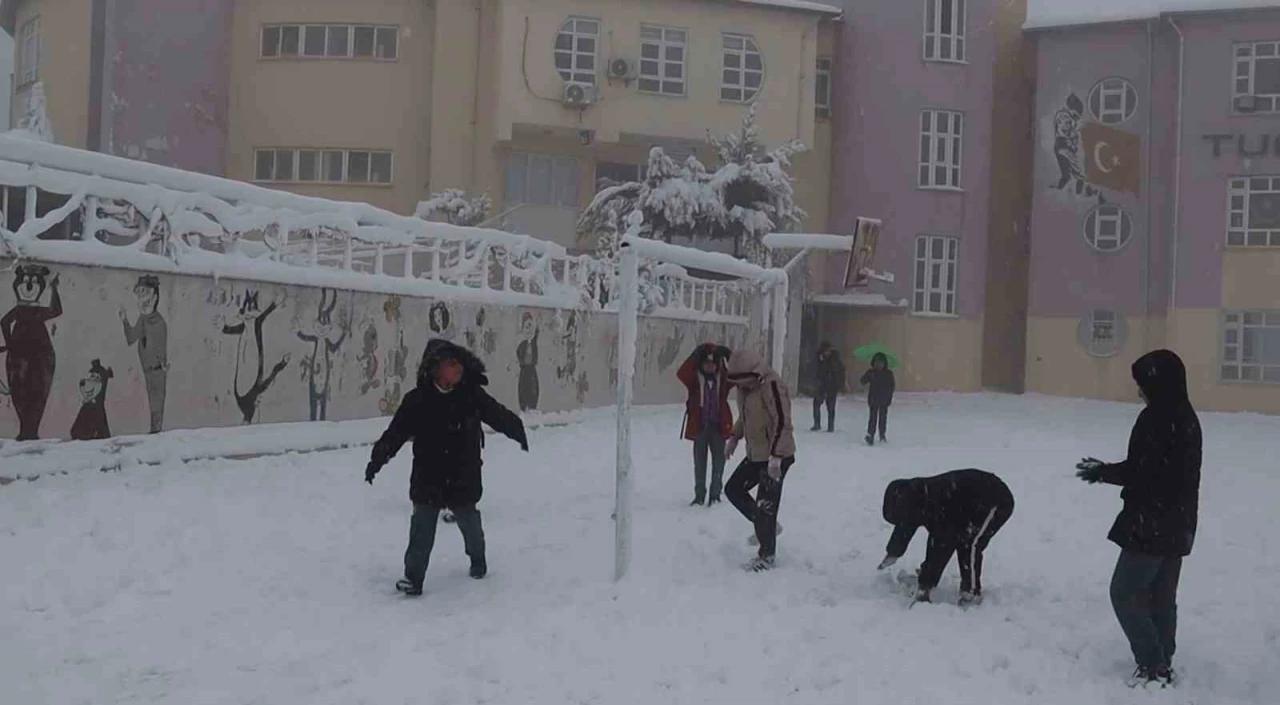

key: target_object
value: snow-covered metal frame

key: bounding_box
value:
[0,136,753,323]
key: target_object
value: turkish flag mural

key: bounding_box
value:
[1081,122,1142,196]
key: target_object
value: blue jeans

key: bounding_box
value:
[404,503,485,585]
[693,425,726,502]
[1110,550,1182,669]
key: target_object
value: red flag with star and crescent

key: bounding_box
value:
[1081,122,1142,196]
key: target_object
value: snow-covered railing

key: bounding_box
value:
[0,136,754,322]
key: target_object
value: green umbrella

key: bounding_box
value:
[853,343,900,370]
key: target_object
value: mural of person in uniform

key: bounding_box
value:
[516,312,539,412]
[217,289,291,424]
[70,359,114,441]
[296,288,349,422]
[1051,93,1102,203]
[556,310,579,382]
[0,265,62,440]
[120,275,168,433]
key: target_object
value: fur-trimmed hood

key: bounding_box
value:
[416,338,490,389]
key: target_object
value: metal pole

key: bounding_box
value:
[614,242,639,582]
[771,270,789,374]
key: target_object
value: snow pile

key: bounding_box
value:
[1,393,1276,704]
[413,189,493,227]
[733,0,842,15]
[1025,0,1277,29]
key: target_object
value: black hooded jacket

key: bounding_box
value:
[883,469,1015,591]
[814,342,846,397]
[860,352,896,407]
[1094,349,1201,557]
[369,339,528,507]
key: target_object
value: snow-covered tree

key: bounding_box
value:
[706,104,807,264]
[414,189,492,227]
[15,82,55,143]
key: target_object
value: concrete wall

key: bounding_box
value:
[0,259,750,441]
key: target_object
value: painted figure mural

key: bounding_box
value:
[556,310,579,382]
[217,289,291,424]
[296,288,349,421]
[120,275,168,433]
[516,311,539,412]
[1051,93,1102,203]
[377,330,409,416]
[0,265,62,440]
[70,359,114,440]
[428,301,452,338]
[357,323,381,395]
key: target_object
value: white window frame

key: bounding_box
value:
[720,33,764,103]
[19,17,39,85]
[505,153,582,208]
[923,0,966,63]
[1227,175,1280,247]
[815,57,832,119]
[1221,310,1280,384]
[555,17,600,87]
[919,109,963,190]
[1083,204,1133,252]
[253,148,393,185]
[913,235,959,316]
[260,24,398,60]
[1088,77,1138,125]
[1233,40,1280,114]
[638,25,687,97]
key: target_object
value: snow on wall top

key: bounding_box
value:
[1025,0,1278,30]
[732,0,842,16]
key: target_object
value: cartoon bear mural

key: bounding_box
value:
[70,359,114,441]
[0,265,63,440]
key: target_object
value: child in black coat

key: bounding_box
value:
[859,352,895,446]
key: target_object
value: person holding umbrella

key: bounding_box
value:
[856,345,897,446]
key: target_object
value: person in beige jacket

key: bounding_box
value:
[723,347,797,571]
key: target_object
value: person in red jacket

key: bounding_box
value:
[677,343,734,506]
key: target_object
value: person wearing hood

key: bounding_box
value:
[1076,349,1201,688]
[859,352,895,446]
[677,343,735,506]
[723,348,797,571]
[876,468,1015,607]
[811,341,846,433]
[365,339,529,596]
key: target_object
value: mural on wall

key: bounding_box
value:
[357,323,380,395]
[656,326,686,372]
[216,289,291,424]
[429,301,453,339]
[1047,87,1143,203]
[120,275,169,433]
[0,265,62,440]
[296,288,350,422]
[70,359,114,441]
[377,296,409,416]
[516,312,539,411]
[556,310,580,382]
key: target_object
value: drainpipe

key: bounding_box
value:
[1143,20,1154,346]
[470,0,483,191]
[1168,16,1185,339]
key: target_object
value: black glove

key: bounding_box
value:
[1076,457,1105,483]
[365,461,380,485]
[715,345,733,362]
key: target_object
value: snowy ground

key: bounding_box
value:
[2,392,1278,705]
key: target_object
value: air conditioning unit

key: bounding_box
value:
[608,56,637,80]
[562,82,597,108]
[1235,94,1258,113]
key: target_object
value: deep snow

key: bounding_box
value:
[2,392,1278,704]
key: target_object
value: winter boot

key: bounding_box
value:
[708,495,721,506]
[865,434,874,446]
[745,555,776,572]
[690,497,705,507]
[747,522,783,546]
[879,434,887,444]
[469,556,487,580]
[810,425,822,432]
[395,578,423,597]
[958,591,983,608]
[1126,666,1173,689]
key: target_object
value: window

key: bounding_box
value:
[1078,309,1126,358]
[1084,204,1134,252]
[721,34,763,102]
[815,58,832,119]
[919,109,963,189]
[1233,41,1280,114]
[253,148,393,184]
[260,24,398,59]
[595,162,647,193]
[1088,78,1138,125]
[913,235,958,315]
[1227,176,1280,247]
[639,26,687,96]
[1222,311,1280,383]
[555,17,599,86]
[924,0,965,62]
[505,153,581,207]
[19,17,39,85]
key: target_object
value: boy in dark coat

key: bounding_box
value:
[876,469,1015,607]
[811,341,845,432]
[1076,349,1201,688]
[677,343,734,505]
[859,352,895,445]
[365,339,529,596]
